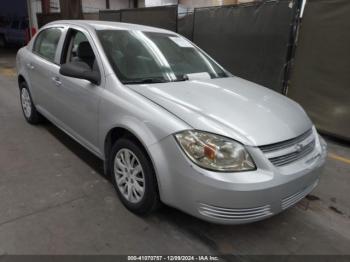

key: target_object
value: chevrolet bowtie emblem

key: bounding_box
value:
[295,143,304,153]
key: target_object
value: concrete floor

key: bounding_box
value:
[0,48,350,255]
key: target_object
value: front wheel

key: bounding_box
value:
[109,138,160,215]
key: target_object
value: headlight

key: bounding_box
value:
[174,130,256,172]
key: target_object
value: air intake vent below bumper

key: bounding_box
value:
[198,203,272,221]
[282,180,318,210]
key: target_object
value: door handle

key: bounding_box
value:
[52,76,62,87]
[26,63,34,70]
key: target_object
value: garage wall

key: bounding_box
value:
[110,0,131,9]
[192,0,297,92]
[179,0,238,8]
[82,0,131,12]
[99,1,297,93]
[82,0,106,13]
[139,0,178,8]
[288,0,350,140]
[100,5,178,31]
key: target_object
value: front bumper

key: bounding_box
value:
[148,134,327,224]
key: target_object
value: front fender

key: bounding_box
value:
[98,75,191,159]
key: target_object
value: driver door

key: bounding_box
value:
[53,28,103,155]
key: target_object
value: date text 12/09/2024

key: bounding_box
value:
[127,256,220,261]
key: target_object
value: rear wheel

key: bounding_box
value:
[19,82,43,124]
[109,137,160,215]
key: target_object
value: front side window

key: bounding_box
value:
[33,27,63,62]
[61,29,99,72]
[97,30,228,84]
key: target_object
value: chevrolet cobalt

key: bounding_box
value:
[16,21,327,224]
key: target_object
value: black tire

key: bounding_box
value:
[19,81,43,124]
[109,137,160,215]
[0,35,6,48]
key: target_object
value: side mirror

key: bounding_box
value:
[60,62,100,85]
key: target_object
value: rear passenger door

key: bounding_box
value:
[27,26,64,117]
[53,27,103,154]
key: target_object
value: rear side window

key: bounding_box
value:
[33,27,63,62]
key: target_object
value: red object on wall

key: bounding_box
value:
[26,27,37,43]
[31,27,37,37]
[25,28,30,44]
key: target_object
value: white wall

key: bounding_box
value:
[28,0,41,30]
[139,0,178,8]
[110,0,131,9]
[178,0,255,8]
[82,0,106,12]
[82,0,130,12]
[49,0,60,12]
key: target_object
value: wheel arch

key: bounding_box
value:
[103,126,162,195]
[18,74,26,88]
[104,126,145,163]
[17,73,38,102]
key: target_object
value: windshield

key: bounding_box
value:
[97,30,228,84]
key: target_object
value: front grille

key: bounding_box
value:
[269,140,315,166]
[198,203,272,221]
[259,129,316,167]
[260,129,313,153]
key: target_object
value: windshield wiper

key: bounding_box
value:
[123,78,168,84]
[172,77,188,82]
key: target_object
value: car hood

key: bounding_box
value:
[127,77,312,146]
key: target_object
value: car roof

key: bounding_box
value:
[47,20,175,34]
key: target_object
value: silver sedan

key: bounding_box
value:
[16,20,327,224]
